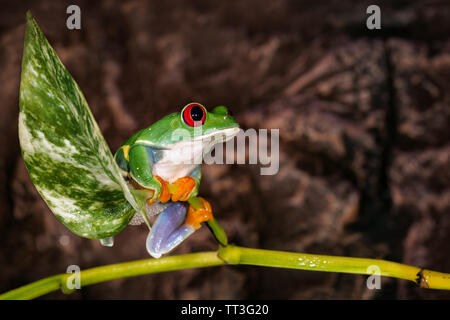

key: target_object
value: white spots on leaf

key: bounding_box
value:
[43,190,85,222]
[18,113,35,156]
[110,218,124,226]
[63,138,78,154]
[28,63,38,77]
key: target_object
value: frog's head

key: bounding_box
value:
[153,103,240,155]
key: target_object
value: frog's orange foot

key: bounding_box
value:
[186,197,213,229]
[169,177,196,202]
[154,176,170,203]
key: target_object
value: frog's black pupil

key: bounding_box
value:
[191,106,203,121]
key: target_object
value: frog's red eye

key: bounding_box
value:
[182,103,206,127]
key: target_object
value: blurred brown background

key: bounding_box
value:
[0,0,449,299]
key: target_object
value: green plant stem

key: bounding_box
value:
[0,251,224,300]
[2,245,450,299]
[0,275,63,300]
[206,219,228,246]
[219,245,450,290]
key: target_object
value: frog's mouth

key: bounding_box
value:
[194,126,240,145]
[197,126,240,158]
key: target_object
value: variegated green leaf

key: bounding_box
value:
[18,12,145,239]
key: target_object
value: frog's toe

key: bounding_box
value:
[169,177,196,202]
[146,202,195,258]
[186,197,213,230]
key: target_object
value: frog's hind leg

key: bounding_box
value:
[146,202,195,258]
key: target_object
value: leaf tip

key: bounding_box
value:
[26,10,33,22]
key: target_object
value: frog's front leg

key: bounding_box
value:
[146,197,213,258]
[128,145,163,203]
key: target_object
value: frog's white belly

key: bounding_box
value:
[151,138,207,183]
[152,162,198,183]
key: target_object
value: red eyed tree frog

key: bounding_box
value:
[114,103,239,258]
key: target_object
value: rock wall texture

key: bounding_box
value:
[0,0,449,299]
